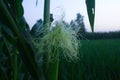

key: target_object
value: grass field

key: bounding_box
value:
[59,39,120,80]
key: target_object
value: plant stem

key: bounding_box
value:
[43,0,50,26]
[44,52,59,80]
[43,0,60,80]
[13,51,17,80]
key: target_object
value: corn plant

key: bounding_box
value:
[0,0,39,80]
[0,0,95,80]
[39,0,95,80]
[32,20,80,80]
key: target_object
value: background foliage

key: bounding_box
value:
[59,39,120,80]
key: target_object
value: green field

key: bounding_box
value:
[59,39,120,80]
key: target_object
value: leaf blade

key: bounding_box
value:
[86,0,95,32]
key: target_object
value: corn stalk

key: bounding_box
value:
[43,0,59,80]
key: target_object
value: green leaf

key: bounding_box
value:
[1,23,16,45]
[7,0,24,20]
[19,17,30,31]
[0,1,39,79]
[30,19,43,37]
[86,0,95,32]
[0,38,3,55]
[16,0,24,20]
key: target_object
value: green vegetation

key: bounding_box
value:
[80,31,120,40]
[0,0,100,80]
[33,20,79,80]
[0,0,39,80]
[59,39,120,80]
[1,0,120,80]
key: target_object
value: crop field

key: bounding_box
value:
[1,0,119,80]
[59,39,120,80]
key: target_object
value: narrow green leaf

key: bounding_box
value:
[16,0,24,20]
[7,0,24,20]
[44,56,59,80]
[30,19,43,36]
[2,25,14,39]
[2,38,14,80]
[0,38,3,55]
[0,1,39,79]
[86,0,95,32]
[1,23,16,45]
[3,39,17,80]
[0,25,3,54]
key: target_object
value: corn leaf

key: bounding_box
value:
[86,0,95,32]
[0,0,39,79]
[7,0,23,20]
